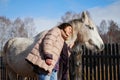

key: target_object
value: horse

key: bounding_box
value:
[3,11,104,80]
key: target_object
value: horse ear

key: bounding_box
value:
[81,11,87,22]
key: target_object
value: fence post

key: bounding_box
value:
[0,57,7,80]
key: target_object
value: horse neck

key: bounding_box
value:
[66,21,83,45]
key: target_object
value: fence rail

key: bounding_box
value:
[0,43,120,80]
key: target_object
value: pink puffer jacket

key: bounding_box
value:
[26,27,64,73]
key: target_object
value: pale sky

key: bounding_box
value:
[0,0,120,33]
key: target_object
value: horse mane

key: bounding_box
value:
[69,18,82,24]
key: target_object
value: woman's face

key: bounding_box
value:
[64,26,73,38]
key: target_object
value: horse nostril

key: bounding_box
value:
[100,44,104,50]
[88,39,93,45]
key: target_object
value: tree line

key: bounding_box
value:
[0,16,35,52]
[0,11,120,52]
[98,20,120,43]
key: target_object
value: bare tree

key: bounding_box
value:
[61,11,81,22]
[0,16,11,51]
[97,20,109,43]
[0,16,36,52]
[11,18,27,37]
[24,17,36,37]
[107,20,120,43]
[99,20,107,34]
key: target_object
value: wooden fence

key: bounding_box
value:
[0,43,120,80]
[82,43,120,80]
[0,56,7,80]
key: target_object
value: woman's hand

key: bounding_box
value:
[45,59,52,66]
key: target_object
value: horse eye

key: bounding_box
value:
[85,25,94,30]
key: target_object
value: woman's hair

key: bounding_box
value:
[58,23,72,30]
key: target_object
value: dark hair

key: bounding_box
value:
[58,23,72,30]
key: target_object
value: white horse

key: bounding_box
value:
[3,11,104,80]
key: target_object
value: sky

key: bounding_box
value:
[0,0,120,33]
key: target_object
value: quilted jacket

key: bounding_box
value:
[25,27,65,73]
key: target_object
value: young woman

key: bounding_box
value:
[26,23,73,80]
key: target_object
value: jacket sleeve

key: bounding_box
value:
[43,28,60,59]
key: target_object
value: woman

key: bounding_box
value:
[26,23,73,80]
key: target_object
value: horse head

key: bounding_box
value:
[68,11,104,52]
